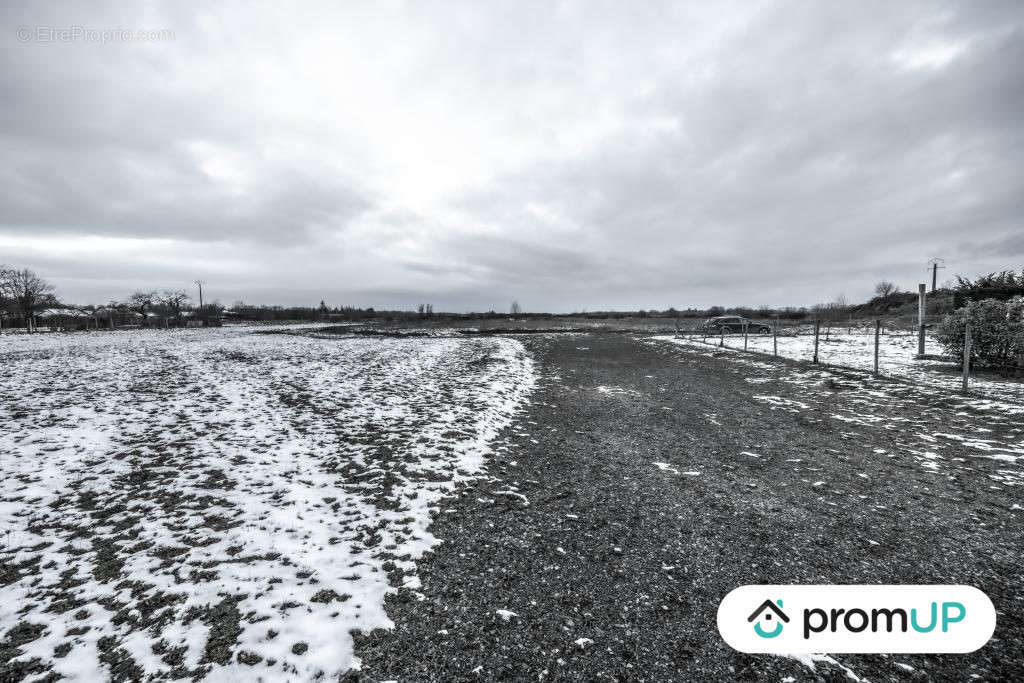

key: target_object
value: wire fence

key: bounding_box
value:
[677,318,981,394]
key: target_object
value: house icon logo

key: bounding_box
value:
[748,599,789,638]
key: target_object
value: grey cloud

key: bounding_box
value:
[1,1,1022,310]
[439,2,1024,307]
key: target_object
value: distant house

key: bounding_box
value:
[39,307,86,319]
[93,307,144,328]
[38,308,90,330]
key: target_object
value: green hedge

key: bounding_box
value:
[935,297,1024,368]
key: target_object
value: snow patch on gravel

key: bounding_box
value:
[0,328,535,680]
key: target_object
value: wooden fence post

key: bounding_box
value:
[773,317,778,357]
[918,283,927,357]
[813,319,820,363]
[874,319,880,376]
[720,327,724,348]
[743,322,748,351]
[962,321,971,394]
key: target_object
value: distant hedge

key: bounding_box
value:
[935,297,1024,369]
[953,286,1024,307]
[951,270,1024,307]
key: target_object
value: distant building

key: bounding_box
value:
[93,307,144,328]
[38,308,90,330]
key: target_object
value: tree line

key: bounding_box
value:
[4,264,1021,337]
[0,266,221,331]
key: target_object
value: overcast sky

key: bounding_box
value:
[2,1,1022,312]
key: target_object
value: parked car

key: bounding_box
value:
[702,316,771,334]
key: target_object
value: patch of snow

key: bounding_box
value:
[0,327,536,680]
[782,653,864,681]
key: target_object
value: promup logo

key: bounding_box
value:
[718,585,996,654]
[748,599,789,638]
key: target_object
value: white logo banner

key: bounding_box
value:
[717,585,996,653]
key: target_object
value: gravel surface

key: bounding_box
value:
[353,332,1024,682]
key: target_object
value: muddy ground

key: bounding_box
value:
[353,332,1024,682]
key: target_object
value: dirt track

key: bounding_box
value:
[355,332,1024,682]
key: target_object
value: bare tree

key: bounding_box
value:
[874,281,897,299]
[834,293,852,332]
[823,294,848,341]
[0,268,56,332]
[158,290,190,323]
[510,300,522,316]
[127,291,157,325]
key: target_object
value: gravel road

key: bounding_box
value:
[354,332,1023,682]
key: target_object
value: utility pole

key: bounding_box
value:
[927,257,945,293]
[194,280,205,311]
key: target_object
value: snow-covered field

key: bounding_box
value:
[0,327,534,680]
[674,329,1024,410]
